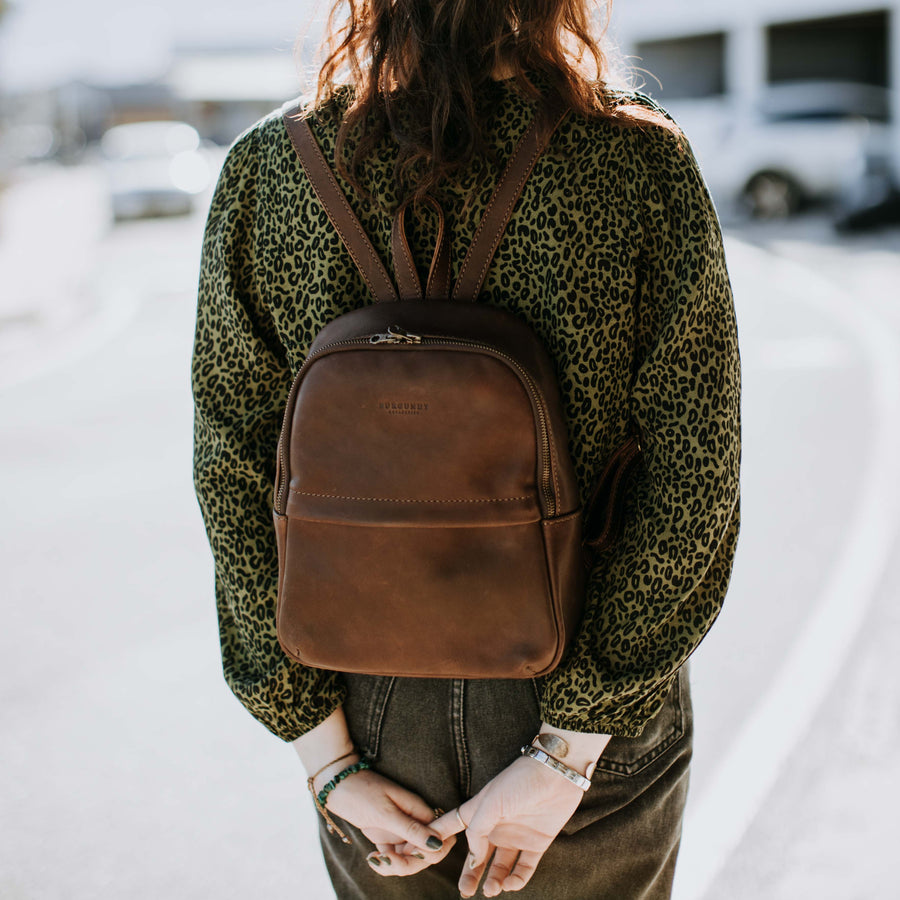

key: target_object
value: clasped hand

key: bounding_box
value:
[338,756,584,897]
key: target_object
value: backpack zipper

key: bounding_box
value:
[369,325,422,344]
[275,330,556,517]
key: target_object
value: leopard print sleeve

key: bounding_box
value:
[538,110,742,738]
[192,126,346,741]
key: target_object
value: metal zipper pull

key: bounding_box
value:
[369,325,423,345]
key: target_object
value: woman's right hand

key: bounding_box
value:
[323,766,457,875]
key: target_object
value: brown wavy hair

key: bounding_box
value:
[311,0,680,197]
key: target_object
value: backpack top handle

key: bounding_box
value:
[391,195,452,302]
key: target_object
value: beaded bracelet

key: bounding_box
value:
[307,758,372,845]
[308,750,356,788]
[317,759,371,807]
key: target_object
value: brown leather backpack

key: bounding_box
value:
[273,96,639,678]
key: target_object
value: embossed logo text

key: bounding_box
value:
[377,400,429,416]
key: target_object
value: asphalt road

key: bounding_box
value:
[1,166,898,900]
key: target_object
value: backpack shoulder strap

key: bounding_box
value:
[452,94,569,302]
[282,105,399,304]
[283,92,568,306]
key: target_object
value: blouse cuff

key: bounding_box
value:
[539,677,674,739]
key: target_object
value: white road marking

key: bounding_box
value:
[672,239,900,900]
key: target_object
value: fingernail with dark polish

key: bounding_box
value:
[380,856,391,865]
[426,835,443,850]
[412,852,426,860]
[367,856,381,867]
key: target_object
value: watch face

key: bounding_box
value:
[536,732,569,759]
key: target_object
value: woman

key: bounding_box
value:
[192,1,741,897]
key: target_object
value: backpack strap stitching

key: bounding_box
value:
[391,199,425,301]
[424,203,451,301]
[392,196,452,302]
[291,489,532,504]
[283,107,399,304]
[457,136,542,300]
[452,95,569,302]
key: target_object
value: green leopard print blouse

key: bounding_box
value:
[192,81,741,742]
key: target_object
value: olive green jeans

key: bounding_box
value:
[318,665,692,899]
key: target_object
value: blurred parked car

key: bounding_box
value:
[667,81,896,219]
[100,121,211,221]
[0,124,57,166]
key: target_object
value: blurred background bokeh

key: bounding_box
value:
[1,2,898,899]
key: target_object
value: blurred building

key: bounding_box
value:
[0,42,307,169]
[167,45,305,145]
[613,0,896,114]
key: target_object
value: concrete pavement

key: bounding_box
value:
[676,228,900,900]
[692,221,900,900]
[0,164,109,387]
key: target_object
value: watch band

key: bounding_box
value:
[520,745,593,791]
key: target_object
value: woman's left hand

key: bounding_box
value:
[430,755,587,897]
[324,767,460,875]
[294,706,457,876]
